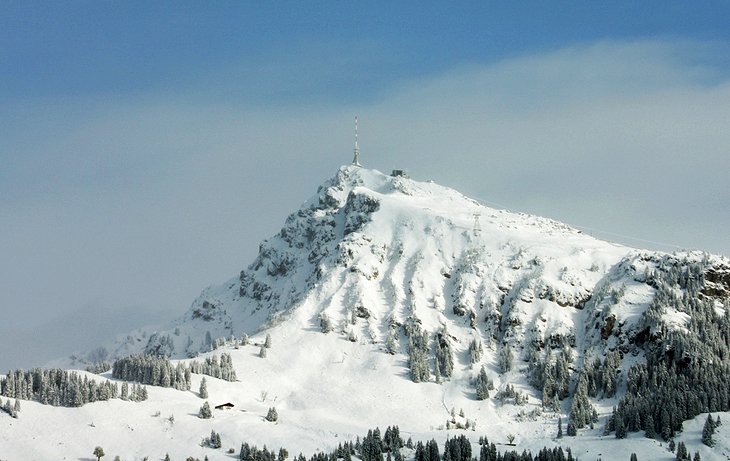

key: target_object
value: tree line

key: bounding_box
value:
[111,352,237,389]
[0,368,146,408]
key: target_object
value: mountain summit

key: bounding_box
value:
[135,165,629,358]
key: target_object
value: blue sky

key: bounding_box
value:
[4,2,730,104]
[2,2,730,369]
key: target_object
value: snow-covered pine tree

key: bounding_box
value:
[498,347,513,373]
[434,327,454,378]
[385,330,397,355]
[557,417,563,439]
[566,420,576,437]
[468,338,483,365]
[644,413,656,438]
[199,377,208,399]
[702,414,715,447]
[475,366,491,400]
[207,430,222,448]
[675,441,688,461]
[406,322,430,383]
[199,401,213,419]
[319,313,334,333]
[569,373,596,431]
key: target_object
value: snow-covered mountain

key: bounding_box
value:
[115,165,728,365]
[4,165,730,460]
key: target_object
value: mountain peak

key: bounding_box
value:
[120,165,636,359]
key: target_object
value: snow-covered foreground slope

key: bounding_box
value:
[4,165,730,460]
[4,337,730,461]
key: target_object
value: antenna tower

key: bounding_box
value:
[352,116,361,167]
[473,213,482,236]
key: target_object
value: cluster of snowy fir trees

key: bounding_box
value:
[672,441,703,461]
[112,354,193,389]
[85,361,112,374]
[204,430,222,449]
[405,319,432,383]
[469,339,484,365]
[495,384,528,407]
[0,368,139,408]
[433,326,455,382]
[474,366,493,400]
[111,352,237,390]
[404,319,467,384]
[0,397,21,418]
[188,353,237,381]
[601,256,730,440]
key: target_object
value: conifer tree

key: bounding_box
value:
[385,330,397,355]
[319,313,334,333]
[498,347,513,373]
[675,442,685,460]
[434,327,454,378]
[208,430,222,448]
[645,413,656,438]
[702,414,715,447]
[199,377,208,399]
[199,401,213,419]
[615,410,627,439]
[93,446,105,461]
[557,417,563,439]
[475,366,491,400]
[264,334,272,348]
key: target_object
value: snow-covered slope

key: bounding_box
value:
[5,165,730,460]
